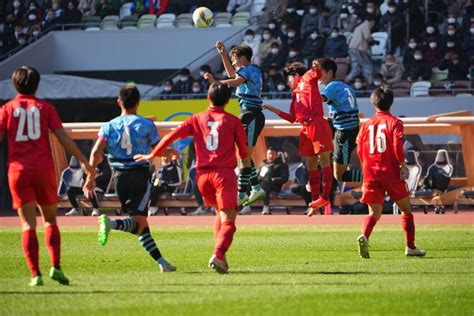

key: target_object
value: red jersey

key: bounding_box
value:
[277,68,324,125]
[0,95,63,172]
[356,111,405,182]
[152,106,248,170]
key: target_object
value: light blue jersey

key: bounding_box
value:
[98,115,160,170]
[321,81,360,130]
[235,64,263,110]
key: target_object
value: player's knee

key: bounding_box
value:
[21,222,36,231]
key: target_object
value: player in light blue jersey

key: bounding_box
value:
[84,84,176,272]
[205,42,266,211]
[317,58,363,183]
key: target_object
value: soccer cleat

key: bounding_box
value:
[238,193,249,206]
[209,255,229,274]
[261,205,271,215]
[91,208,100,216]
[49,267,70,285]
[239,206,252,215]
[159,262,177,273]
[190,206,209,216]
[244,189,266,206]
[65,208,83,216]
[148,206,159,216]
[309,197,330,210]
[405,247,427,257]
[29,275,43,287]
[98,214,111,246]
[357,235,370,259]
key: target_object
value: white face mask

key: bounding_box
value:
[447,30,455,36]
[366,8,374,13]
[200,71,205,77]
[408,42,417,49]
[374,81,382,86]
[192,87,200,93]
[268,23,276,30]
[427,27,435,34]
[348,7,355,14]
[340,13,348,19]
[29,14,36,20]
[309,9,317,14]
[271,48,279,54]
[287,8,295,13]
[164,86,172,92]
[354,82,362,89]
[385,61,394,66]
[287,32,295,38]
[429,42,437,49]
[289,51,297,57]
[277,84,286,91]
[30,5,36,10]
[32,30,39,37]
[331,32,338,38]
[388,7,396,13]
[470,28,474,34]
[447,18,456,24]
[447,42,455,48]
[179,76,188,82]
[13,1,20,8]
[310,33,318,40]
[245,35,253,42]
[414,54,422,60]
[263,34,270,40]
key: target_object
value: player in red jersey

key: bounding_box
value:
[135,83,248,274]
[356,87,426,258]
[0,66,95,286]
[263,62,334,216]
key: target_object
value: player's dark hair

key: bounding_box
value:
[267,146,278,152]
[229,45,253,61]
[318,58,338,77]
[208,82,232,107]
[285,62,307,77]
[371,87,394,111]
[119,84,140,109]
[12,66,40,95]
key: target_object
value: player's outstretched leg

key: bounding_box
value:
[137,226,176,272]
[98,215,139,245]
[397,198,426,257]
[245,161,266,206]
[238,166,251,206]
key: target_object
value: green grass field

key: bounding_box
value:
[1,225,473,315]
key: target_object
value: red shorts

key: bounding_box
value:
[8,169,58,209]
[299,118,334,157]
[361,180,410,204]
[197,168,237,211]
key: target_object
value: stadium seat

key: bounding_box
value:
[138,14,157,29]
[430,67,448,83]
[101,15,120,30]
[406,150,422,194]
[410,81,432,97]
[335,57,350,81]
[391,81,410,97]
[119,2,134,20]
[454,81,473,95]
[278,162,306,200]
[370,32,388,60]
[414,149,453,199]
[156,13,176,29]
[214,12,232,27]
[231,12,250,27]
[82,16,101,31]
[120,15,138,29]
[172,166,196,200]
[430,81,453,96]
[176,13,193,28]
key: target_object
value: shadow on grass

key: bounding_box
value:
[0,290,189,295]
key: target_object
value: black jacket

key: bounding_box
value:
[257,157,289,188]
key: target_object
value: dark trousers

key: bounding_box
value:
[260,180,282,206]
[67,187,99,209]
[149,185,175,207]
[291,184,312,205]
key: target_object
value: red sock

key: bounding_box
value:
[362,215,377,239]
[402,213,416,249]
[214,221,236,260]
[321,166,332,200]
[45,224,61,269]
[213,213,221,243]
[22,229,40,277]
[308,170,320,201]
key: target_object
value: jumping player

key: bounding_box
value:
[205,41,265,207]
[263,62,334,216]
[317,58,363,183]
[135,83,248,274]
[0,66,95,286]
[356,87,426,258]
[84,84,176,272]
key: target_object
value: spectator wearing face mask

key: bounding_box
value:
[444,39,461,55]
[438,51,469,81]
[461,22,474,58]
[324,27,349,58]
[43,9,58,29]
[403,36,420,71]
[286,48,303,64]
[421,24,439,46]
[423,39,444,68]
[405,49,432,82]
[285,27,303,52]
[442,14,461,34]
[275,80,290,99]
[262,42,286,72]
[300,4,319,37]
[241,29,261,65]
[160,79,177,100]
[63,1,82,25]
[380,53,404,84]
[28,24,42,42]
[226,0,252,14]
[24,7,41,28]
[368,73,385,91]
[197,64,212,92]
[266,19,280,38]
[318,7,335,36]
[363,1,380,30]
[259,28,279,61]
[352,76,369,98]
[174,68,194,97]
[444,23,462,44]
[336,8,358,33]
[25,1,43,23]
[281,5,302,30]
[263,66,285,94]
[380,2,405,53]
[190,80,204,99]
[301,30,325,63]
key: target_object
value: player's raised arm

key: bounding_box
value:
[263,104,297,123]
[216,41,236,78]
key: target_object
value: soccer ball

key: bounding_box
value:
[192,7,214,28]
